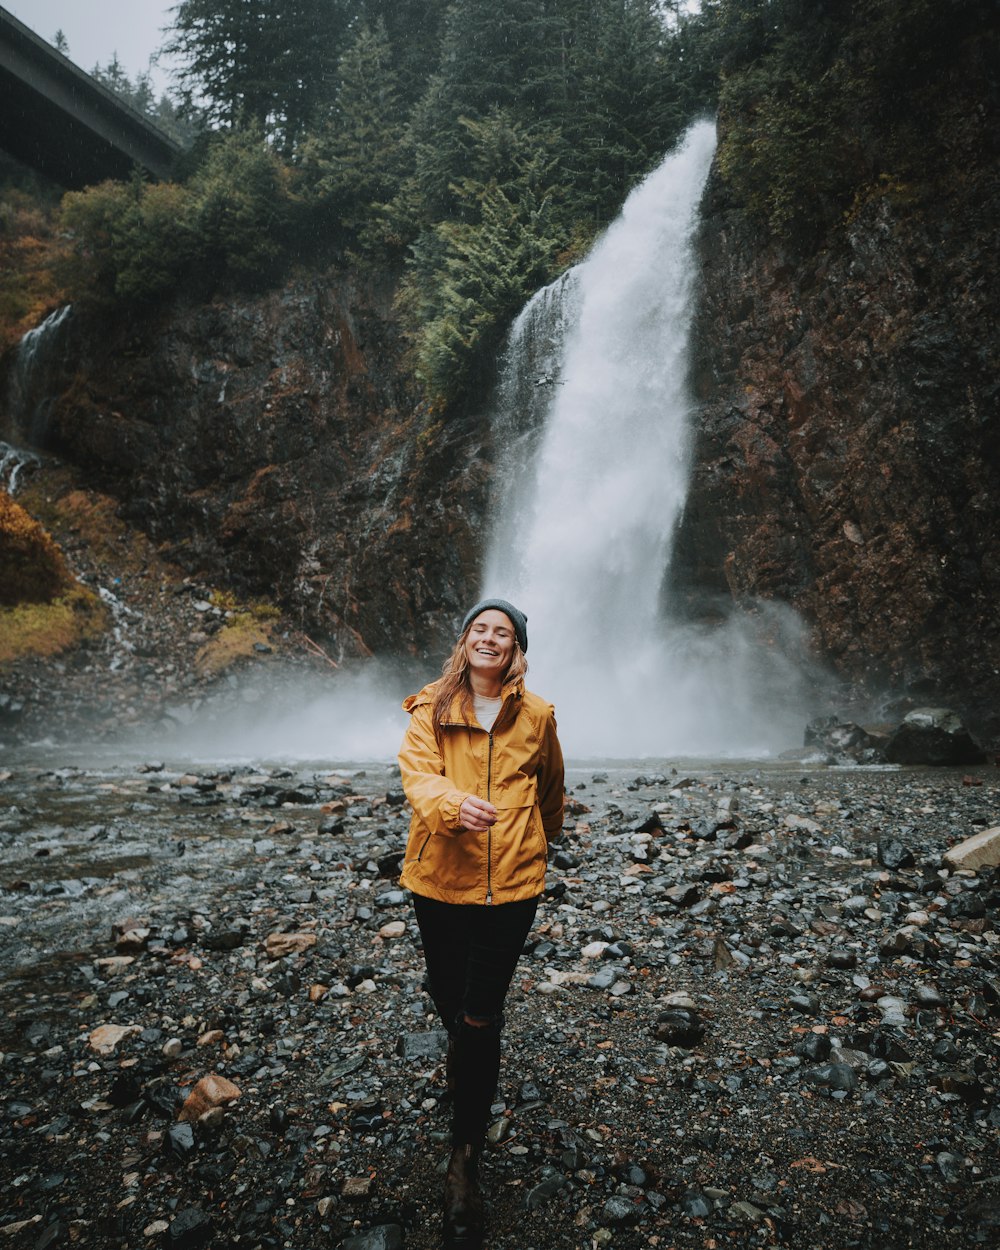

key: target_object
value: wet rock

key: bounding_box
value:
[681,1188,712,1217]
[730,1200,767,1223]
[804,717,882,763]
[526,1173,566,1208]
[35,1221,69,1250]
[341,1227,404,1250]
[877,836,915,870]
[6,758,1000,1250]
[796,1033,832,1062]
[264,931,317,957]
[202,925,247,951]
[377,850,404,876]
[653,1008,704,1048]
[396,1031,448,1062]
[943,826,1000,872]
[587,966,618,991]
[964,1197,1000,1232]
[803,1063,858,1094]
[663,883,701,908]
[166,1121,197,1157]
[601,1195,639,1226]
[884,708,986,766]
[166,1207,213,1247]
[915,984,947,1009]
[94,955,135,977]
[88,1023,141,1054]
[178,1074,241,1122]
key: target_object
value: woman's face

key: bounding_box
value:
[464,609,516,684]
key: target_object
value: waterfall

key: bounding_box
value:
[0,441,40,494]
[483,120,812,758]
[8,304,72,447]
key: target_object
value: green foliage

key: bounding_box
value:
[60,130,289,301]
[89,56,198,147]
[710,0,998,239]
[399,113,566,404]
[188,127,289,280]
[62,0,719,405]
[164,0,351,151]
[0,166,68,350]
[297,19,406,241]
[354,0,450,110]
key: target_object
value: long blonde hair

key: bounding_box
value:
[432,622,529,727]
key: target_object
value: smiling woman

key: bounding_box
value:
[396,596,564,1249]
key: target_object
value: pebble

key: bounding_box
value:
[178,1074,241,1122]
[342,1228,404,1250]
[1,757,997,1250]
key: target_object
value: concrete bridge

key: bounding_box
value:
[0,6,181,187]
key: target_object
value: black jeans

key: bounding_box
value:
[412,892,538,1145]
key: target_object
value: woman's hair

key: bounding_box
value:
[432,621,529,727]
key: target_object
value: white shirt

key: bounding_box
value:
[473,694,502,731]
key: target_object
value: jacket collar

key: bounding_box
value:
[404,677,524,726]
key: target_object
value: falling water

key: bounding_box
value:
[0,441,40,494]
[8,303,73,447]
[484,120,814,758]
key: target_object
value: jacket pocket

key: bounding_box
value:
[492,774,538,809]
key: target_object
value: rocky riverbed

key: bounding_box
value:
[1,753,998,1250]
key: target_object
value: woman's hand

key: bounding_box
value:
[459,795,497,832]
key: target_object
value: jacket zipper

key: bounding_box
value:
[442,689,521,906]
[485,729,494,905]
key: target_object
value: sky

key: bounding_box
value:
[5,1,177,94]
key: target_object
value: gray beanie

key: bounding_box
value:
[462,598,528,653]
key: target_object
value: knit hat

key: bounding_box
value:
[462,597,528,653]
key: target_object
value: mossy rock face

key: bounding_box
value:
[0,490,73,605]
[0,490,109,662]
[0,585,109,663]
[195,600,279,677]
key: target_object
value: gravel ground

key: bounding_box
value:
[1,756,998,1250]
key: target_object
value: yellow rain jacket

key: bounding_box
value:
[398,678,565,905]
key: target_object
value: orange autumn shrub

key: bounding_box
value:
[0,489,73,605]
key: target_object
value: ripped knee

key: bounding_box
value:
[455,1010,505,1036]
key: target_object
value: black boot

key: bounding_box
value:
[443,1143,484,1248]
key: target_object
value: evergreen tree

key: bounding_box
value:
[299,19,405,235]
[355,0,450,108]
[53,30,69,56]
[163,0,350,149]
[571,0,685,220]
[399,110,566,402]
[92,54,131,97]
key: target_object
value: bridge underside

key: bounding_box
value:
[0,73,164,187]
[0,9,180,189]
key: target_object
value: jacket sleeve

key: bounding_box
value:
[537,705,565,840]
[398,702,467,835]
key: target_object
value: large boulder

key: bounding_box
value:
[804,715,885,764]
[884,708,986,766]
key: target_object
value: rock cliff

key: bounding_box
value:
[673,86,1000,736]
[8,269,491,664]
